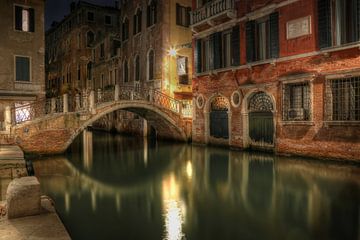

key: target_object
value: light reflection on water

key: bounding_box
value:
[32,130,360,240]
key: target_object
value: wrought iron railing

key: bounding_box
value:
[191,0,234,26]
[10,85,192,125]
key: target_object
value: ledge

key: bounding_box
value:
[280,121,315,126]
[324,121,360,127]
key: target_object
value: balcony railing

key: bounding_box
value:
[191,0,235,26]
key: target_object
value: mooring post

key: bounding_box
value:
[115,84,120,101]
[63,93,68,113]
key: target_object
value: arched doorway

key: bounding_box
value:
[210,96,229,139]
[248,92,274,146]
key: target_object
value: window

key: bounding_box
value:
[318,0,360,48]
[135,55,140,81]
[15,5,35,32]
[176,4,191,27]
[177,57,189,85]
[87,62,92,80]
[77,64,81,81]
[283,82,311,121]
[122,18,129,41]
[123,60,129,82]
[133,8,142,34]
[101,74,104,88]
[105,15,112,25]
[147,0,157,27]
[15,56,30,82]
[77,32,81,49]
[87,12,94,21]
[100,43,105,58]
[246,12,279,63]
[148,50,155,80]
[86,31,95,47]
[326,77,360,121]
[195,26,240,73]
[112,40,121,56]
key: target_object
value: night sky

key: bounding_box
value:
[45,0,117,30]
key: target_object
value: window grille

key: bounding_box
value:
[282,82,311,121]
[326,77,360,121]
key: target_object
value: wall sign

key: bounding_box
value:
[286,16,311,39]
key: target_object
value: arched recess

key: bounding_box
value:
[242,90,276,149]
[204,94,231,144]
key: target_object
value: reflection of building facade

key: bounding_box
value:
[0,0,45,131]
[191,0,360,160]
[45,1,121,96]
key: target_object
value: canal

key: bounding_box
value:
[32,131,360,240]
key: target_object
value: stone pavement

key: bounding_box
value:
[0,198,71,240]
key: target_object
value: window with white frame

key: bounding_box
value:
[134,8,142,34]
[326,77,360,121]
[15,56,30,82]
[282,82,311,121]
[14,5,35,32]
[147,0,157,27]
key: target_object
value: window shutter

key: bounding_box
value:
[246,20,256,63]
[195,39,202,73]
[15,6,22,31]
[318,0,332,48]
[269,12,279,58]
[231,25,240,66]
[187,7,192,27]
[213,32,222,69]
[176,4,180,25]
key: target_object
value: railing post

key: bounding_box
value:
[115,84,120,101]
[63,93,68,113]
[130,91,134,100]
[89,90,95,114]
[149,88,154,102]
[82,91,88,110]
[4,105,11,131]
[51,98,56,113]
[178,101,183,116]
[75,94,81,111]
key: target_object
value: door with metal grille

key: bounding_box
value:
[210,110,229,139]
[248,92,274,145]
[249,112,274,144]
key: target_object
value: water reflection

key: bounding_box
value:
[32,131,360,240]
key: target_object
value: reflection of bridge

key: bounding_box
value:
[3,85,192,154]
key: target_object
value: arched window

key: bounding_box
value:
[135,55,140,81]
[133,8,142,34]
[147,0,157,27]
[123,60,129,83]
[87,62,92,80]
[86,31,94,47]
[148,50,154,80]
[122,18,129,41]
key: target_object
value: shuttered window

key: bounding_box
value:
[246,12,279,63]
[176,4,191,27]
[318,0,360,48]
[14,5,35,32]
[195,26,241,73]
[16,56,30,82]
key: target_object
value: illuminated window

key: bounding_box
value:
[15,6,34,32]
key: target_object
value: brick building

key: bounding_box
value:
[45,1,121,96]
[191,0,360,161]
[0,0,45,130]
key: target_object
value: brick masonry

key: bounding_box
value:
[192,0,360,161]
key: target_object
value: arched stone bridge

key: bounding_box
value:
[5,86,192,155]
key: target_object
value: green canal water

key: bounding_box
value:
[32,131,360,240]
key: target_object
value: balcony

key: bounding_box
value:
[191,0,236,32]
